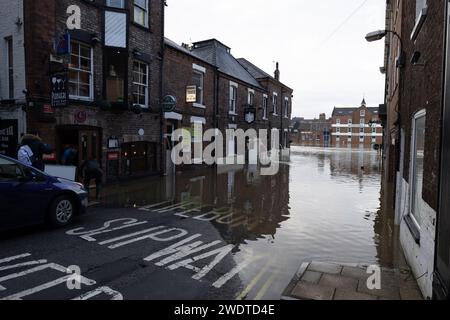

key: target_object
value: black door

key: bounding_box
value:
[434,0,450,300]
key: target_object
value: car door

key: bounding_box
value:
[0,157,50,230]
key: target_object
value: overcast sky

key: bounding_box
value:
[165,0,386,119]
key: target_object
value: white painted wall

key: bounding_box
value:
[397,177,436,299]
[0,0,26,101]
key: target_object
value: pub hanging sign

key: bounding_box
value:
[51,73,69,108]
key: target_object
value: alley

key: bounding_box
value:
[0,147,394,300]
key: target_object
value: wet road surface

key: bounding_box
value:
[0,147,391,300]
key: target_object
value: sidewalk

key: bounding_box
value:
[281,261,423,300]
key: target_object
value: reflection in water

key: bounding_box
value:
[102,146,392,299]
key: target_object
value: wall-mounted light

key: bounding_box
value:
[366,29,405,68]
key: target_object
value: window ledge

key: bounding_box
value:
[193,103,206,109]
[273,114,279,117]
[262,117,269,121]
[410,7,428,42]
[229,112,238,116]
[404,215,421,245]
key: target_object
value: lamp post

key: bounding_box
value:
[365,30,405,68]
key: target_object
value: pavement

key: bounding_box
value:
[281,261,423,300]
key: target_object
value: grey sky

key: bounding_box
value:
[165,0,386,119]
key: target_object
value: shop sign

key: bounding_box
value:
[74,110,87,124]
[244,106,256,124]
[186,86,197,103]
[107,152,120,161]
[162,95,177,112]
[54,33,71,56]
[51,73,69,108]
[0,120,18,157]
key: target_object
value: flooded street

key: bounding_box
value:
[99,146,391,299]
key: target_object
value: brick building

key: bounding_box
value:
[378,0,450,299]
[291,113,331,147]
[330,99,383,149]
[0,0,165,180]
[162,38,294,168]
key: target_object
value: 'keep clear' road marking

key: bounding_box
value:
[66,218,263,289]
[0,253,122,300]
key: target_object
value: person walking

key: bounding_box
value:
[80,157,103,200]
[17,132,53,171]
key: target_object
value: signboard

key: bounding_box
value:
[186,86,197,103]
[162,95,177,112]
[107,152,119,161]
[0,120,19,157]
[54,33,71,56]
[51,73,69,108]
[244,106,256,124]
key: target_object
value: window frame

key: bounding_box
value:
[133,0,149,28]
[68,41,94,101]
[229,82,238,115]
[106,0,125,9]
[272,92,278,115]
[132,60,149,108]
[192,70,204,107]
[262,94,268,120]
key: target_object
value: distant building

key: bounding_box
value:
[330,99,383,149]
[291,113,331,147]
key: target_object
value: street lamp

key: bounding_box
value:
[365,29,405,68]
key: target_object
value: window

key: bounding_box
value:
[192,71,204,105]
[263,95,268,119]
[348,119,352,125]
[105,11,127,48]
[360,109,365,117]
[372,127,376,134]
[273,93,278,115]
[69,41,93,100]
[105,49,127,103]
[360,127,364,134]
[360,136,364,143]
[132,60,148,108]
[336,119,341,125]
[134,0,149,27]
[229,83,237,114]
[360,118,365,125]
[5,37,13,99]
[284,98,289,118]
[348,136,352,142]
[336,127,340,133]
[372,137,376,143]
[248,89,255,106]
[410,110,426,227]
[106,0,125,8]
[0,157,25,181]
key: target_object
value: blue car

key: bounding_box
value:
[0,154,88,232]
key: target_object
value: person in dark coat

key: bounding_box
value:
[80,157,103,199]
[18,132,53,171]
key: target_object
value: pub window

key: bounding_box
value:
[134,0,149,27]
[6,37,14,99]
[132,60,149,108]
[192,71,204,105]
[106,0,125,9]
[69,41,93,100]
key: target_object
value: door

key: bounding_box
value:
[79,129,101,165]
[435,0,450,299]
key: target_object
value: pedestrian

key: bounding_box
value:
[17,131,53,171]
[62,145,78,166]
[80,157,103,199]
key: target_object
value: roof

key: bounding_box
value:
[164,38,214,67]
[191,39,263,89]
[237,58,293,91]
[332,106,379,117]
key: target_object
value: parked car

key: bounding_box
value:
[0,154,88,232]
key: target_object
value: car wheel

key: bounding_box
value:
[49,196,75,227]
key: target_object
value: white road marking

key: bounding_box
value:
[0,253,32,265]
[0,260,48,272]
[98,226,165,245]
[144,234,203,262]
[107,227,189,249]
[66,218,145,238]
[158,202,196,213]
[138,201,172,211]
[72,286,123,300]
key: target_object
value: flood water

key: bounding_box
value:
[102,146,393,299]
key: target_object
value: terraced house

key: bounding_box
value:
[0,0,165,180]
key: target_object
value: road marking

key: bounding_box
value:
[235,260,271,300]
[98,226,165,246]
[0,253,32,265]
[107,227,189,249]
[255,273,277,300]
[72,286,123,300]
[159,202,196,213]
[212,255,262,289]
[0,260,48,272]
[138,201,173,211]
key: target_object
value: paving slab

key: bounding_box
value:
[300,271,323,284]
[308,261,342,275]
[334,289,378,300]
[291,281,335,300]
[319,273,359,290]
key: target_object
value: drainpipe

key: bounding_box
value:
[159,0,166,176]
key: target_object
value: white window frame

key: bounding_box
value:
[360,109,366,117]
[360,118,365,126]
[284,97,290,118]
[106,0,125,9]
[133,0,149,28]
[348,119,352,125]
[408,109,427,230]
[229,81,238,115]
[272,92,278,116]
[69,41,94,101]
[262,94,268,120]
[132,60,149,108]
[411,0,428,41]
[336,119,341,125]
[192,68,205,108]
[247,88,255,106]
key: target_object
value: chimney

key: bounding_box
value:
[274,62,280,81]
[319,113,326,121]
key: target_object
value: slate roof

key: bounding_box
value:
[332,106,379,117]
[190,39,263,89]
[164,38,214,67]
[236,58,271,79]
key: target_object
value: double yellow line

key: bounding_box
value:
[235,259,278,300]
